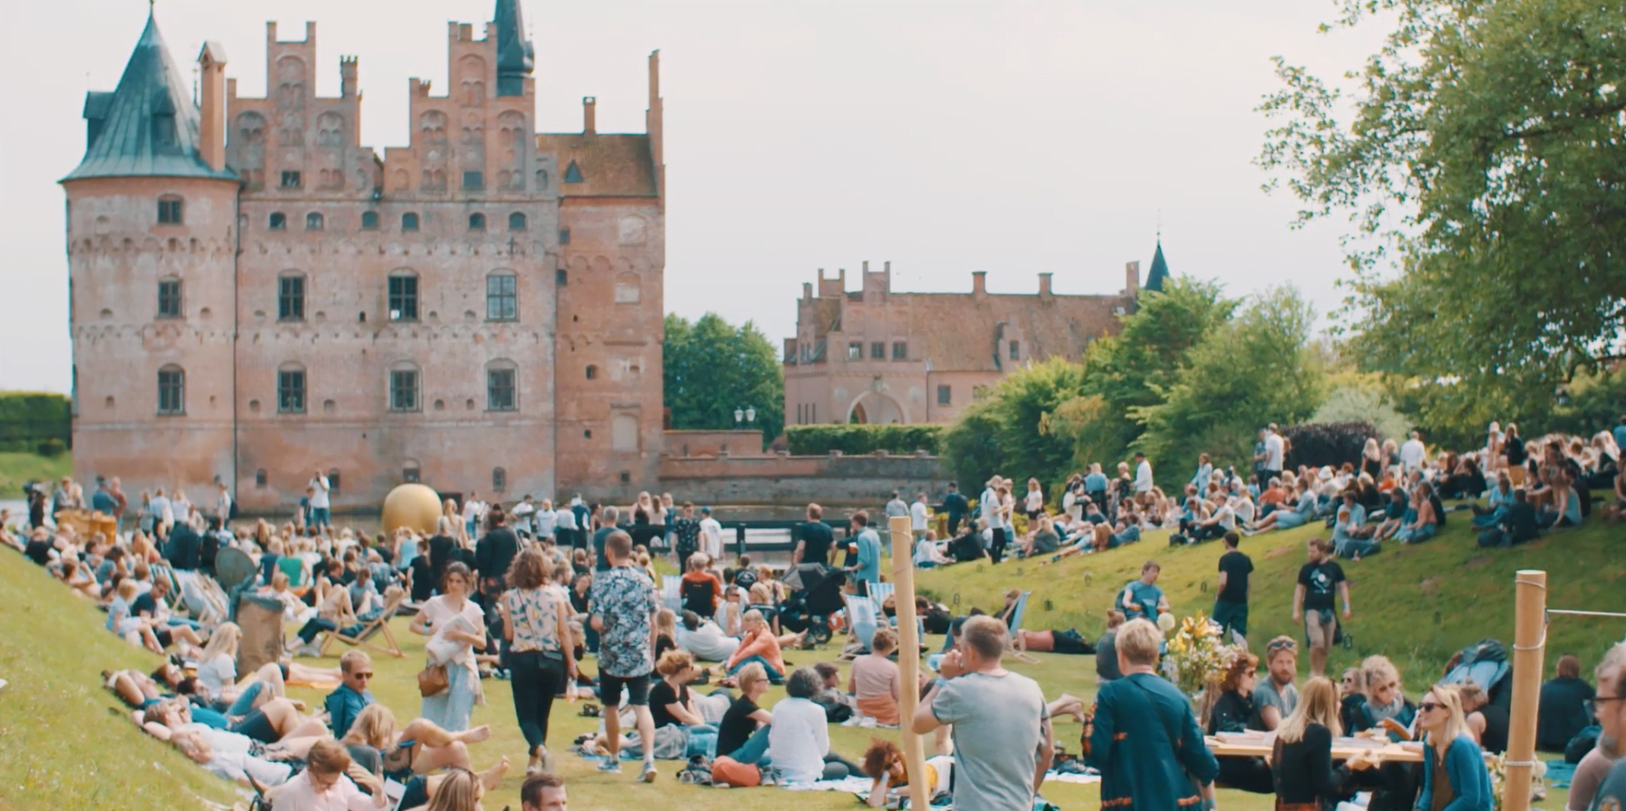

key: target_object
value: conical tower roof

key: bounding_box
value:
[1144,240,1171,292]
[63,12,236,182]
[494,0,535,97]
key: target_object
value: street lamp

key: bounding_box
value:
[734,406,757,426]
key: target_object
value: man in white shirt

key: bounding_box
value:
[675,610,740,661]
[533,499,557,542]
[1133,452,1155,504]
[553,502,578,550]
[270,738,387,810]
[215,482,233,524]
[307,471,331,530]
[1263,424,1285,480]
[462,492,485,537]
[910,493,930,545]
[1400,430,1427,473]
[512,495,537,538]
[882,491,908,556]
[698,507,724,562]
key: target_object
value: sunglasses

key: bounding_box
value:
[1419,701,1443,712]
[353,672,375,680]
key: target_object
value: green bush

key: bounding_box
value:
[786,424,943,456]
[0,392,71,449]
[36,438,66,458]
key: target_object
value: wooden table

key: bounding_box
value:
[1206,734,1426,764]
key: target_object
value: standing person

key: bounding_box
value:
[669,502,701,565]
[910,493,930,548]
[985,483,1012,565]
[1569,643,1625,811]
[474,506,519,601]
[92,477,117,515]
[512,495,537,539]
[553,499,579,551]
[1133,452,1155,506]
[409,562,486,732]
[1415,685,1495,811]
[1292,538,1350,678]
[462,493,485,541]
[1116,561,1169,623]
[591,506,619,572]
[1212,531,1253,642]
[1086,617,1219,811]
[533,499,556,544]
[1400,430,1427,474]
[308,470,331,531]
[846,511,881,597]
[793,503,834,566]
[883,491,908,556]
[498,548,576,775]
[1023,479,1045,521]
[109,476,128,532]
[589,530,660,782]
[215,481,233,525]
[942,483,969,536]
[1264,423,1286,483]
[912,615,1054,811]
[1254,637,1301,731]
[1272,677,1371,810]
[1504,424,1528,487]
[698,506,724,564]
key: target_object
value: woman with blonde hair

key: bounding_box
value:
[1350,655,1416,740]
[1272,677,1370,810]
[420,766,484,811]
[1023,478,1045,521]
[1415,684,1494,811]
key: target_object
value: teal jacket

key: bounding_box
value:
[1088,673,1219,811]
[1417,734,1494,811]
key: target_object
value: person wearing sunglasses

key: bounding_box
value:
[1569,642,1626,811]
[1349,655,1416,742]
[325,650,376,740]
[1415,684,1494,811]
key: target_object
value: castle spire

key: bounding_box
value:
[1144,239,1171,293]
[494,0,534,97]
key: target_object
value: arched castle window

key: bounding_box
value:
[508,212,527,232]
[468,213,486,232]
[401,213,420,232]
[157,365,185,415]
[305,212,323,231]
[269,212,286,231]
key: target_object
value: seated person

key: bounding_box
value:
[812,661,856,714]
[680,553,724,619]
[106,578,165,653]
[1536,654,1595,752]
[862,738,955,808]
[649,650,717,734]
[676,610,741,662]
[1189,496,1238,543]
[912,530,953,569]
[1021,516,1062,557]
[745,582,781,635]
[338,703,506,785]
[1206,653,1275,793]
[1394,483,1438,544]
[269,738,389,811]
[725,610,786,682]
[325,650,376,739]
[1479,487,1541,547]
[716,662,775,764]
[1473,474,1515,528]
[850,628,907,726]
[1373,487,1409,541]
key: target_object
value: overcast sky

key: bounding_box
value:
[0,0,1385,394]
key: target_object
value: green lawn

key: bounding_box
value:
[0,450,71,499]
[5,491,1610,811]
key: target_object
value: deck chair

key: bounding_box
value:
[173,570,229,626]
[320,590,407,658]
[866,581,896,614]
[1004,590,1040,663]
[661,576,683,612]
[842,592,880,654]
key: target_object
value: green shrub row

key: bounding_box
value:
[0,392,71,449]
[786,424,943,456]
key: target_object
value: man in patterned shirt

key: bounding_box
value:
[590,530,660,782]
[670,502,702,567]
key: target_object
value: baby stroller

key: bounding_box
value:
[778,563,846,645]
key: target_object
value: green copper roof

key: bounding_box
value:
[1145,240,1171,292]
[63,13,237,182]
[494,0,534,97]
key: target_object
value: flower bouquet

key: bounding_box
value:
[1161,612,1244,699]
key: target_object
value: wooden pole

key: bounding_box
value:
[1504,569,1546,811]
[889,514,930,811]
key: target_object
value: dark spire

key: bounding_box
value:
[494,0,534,97]
[64,11,234,182]
[1145,239,1171,293]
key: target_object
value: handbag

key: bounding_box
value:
[417,662,449,697]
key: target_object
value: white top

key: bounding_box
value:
[461,500,484,522]
[767,696,831,784]
[421,595,486,669]
[1265,433,1285,469]
[1135,461,1154,493]
[1062,490,1081,521]
[308,477,330,509]
[553,507,577,531]
[196,653,237,699]
[699,517,724,558]
[178,723,255,756]
[910,501,929,530]
[205,750,293,787]
[534,509,556,537]
[676,621,740,662]
[1233,498,1255,525]
[1400,438,1427,471]
[270,768,380,811]
[1214,503,1236,530]
[1024,490,1043,512]
[985,494,1006,530]
[511,502,535,532]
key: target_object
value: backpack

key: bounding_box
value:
[1441,638,1511,706]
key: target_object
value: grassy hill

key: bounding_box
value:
[0,450,72,499]
[916,498,1626,682]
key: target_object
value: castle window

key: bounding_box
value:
[269,212,287,231]
[157,366,185,415]
[403,465,420,483]
[585,365,598,380]
[278,274,305,321]
[485,273,517,321]
[328,468,341,494]
[157,196,183,225]
[255,469,267,488]
[389,367,420,412]
[508,212,527,232]
[388,273,419,322]
[558,228,570,244]
[402,212,420,232]
[1008,340,1021,361]
[487,364,517,411]
[937,385,952,405]
[468,213,486,232]
[462,171,484,191]
[870,342,885,360]
[305,212,323,231]
[157,278,183,319]
[847,342,862,361]
[555,269,568,287]
[360,211,379,230]
[277,366,307,413]
[563,160,583,183]
[492,467,507,492]
[280,171,302,189]
[892,341,908,361]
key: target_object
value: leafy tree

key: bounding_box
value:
[663,313,784,446]
[1257,0,1626,437]
[1134,286,1327,480]
[1310,375,1412,444]
[938,358,1091,493]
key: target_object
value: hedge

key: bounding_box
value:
[786,424,943,456]
[0,392,71,454]
[1283,421,1377,472]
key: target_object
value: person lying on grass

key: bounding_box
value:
[861,737,955,807]
[338,703,508,789]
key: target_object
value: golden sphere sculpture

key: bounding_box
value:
[382,483,442,535]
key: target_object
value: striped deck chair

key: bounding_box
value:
[842,592,880,654]
[1004,590,1040,663]
[661,576,683,612]
[866,581,896,614]
[172,570,229,626]
[320,589,408,658]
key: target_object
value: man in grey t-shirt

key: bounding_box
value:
[1253,635,1301,731]
[913,615,1054,811]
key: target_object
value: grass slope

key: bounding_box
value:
[0,451,72,498]
[916,500,1626,684]
[0,548,237,809]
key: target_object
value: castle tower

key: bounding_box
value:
[61,11,241,496]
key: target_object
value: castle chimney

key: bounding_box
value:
[583,97,597,136]
[972,271,987,296]
[1125,261,1141,296]
[1038,272,1053,296]
[340,56,358,98]
[197,42,228,172]
[802,282,813,299]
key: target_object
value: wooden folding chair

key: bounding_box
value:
[1004,590,1040,663]
[320,590,407,658]
[866,581,896,614]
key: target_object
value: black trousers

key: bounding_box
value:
[509,651,566,753]
[990,527,1009,564]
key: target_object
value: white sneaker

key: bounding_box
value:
[639,763,658,783]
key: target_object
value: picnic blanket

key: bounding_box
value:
[1545,759,1576,789]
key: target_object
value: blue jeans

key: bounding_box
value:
[1473,506,1507,528]
[1337,537,1382,559]
[728,725,772,766]
[310,507,331,528]
[225,681,265,717]
[728,654,783,680]
[1396,523,1436,544]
